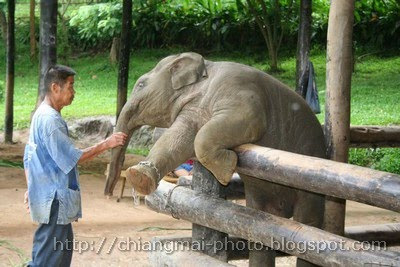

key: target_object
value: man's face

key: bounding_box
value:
[57,76,75,107]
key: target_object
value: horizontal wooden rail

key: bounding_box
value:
[234,144,400,212]
[350,126,400,148]
[346,223,400,246]
[146,181,400,266]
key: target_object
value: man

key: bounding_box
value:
[23,65,127,266]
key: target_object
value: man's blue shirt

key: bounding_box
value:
[24,103,83,225]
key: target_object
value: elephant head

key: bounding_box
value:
[104,52,208,195]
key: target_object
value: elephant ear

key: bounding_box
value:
[169,53,208,90]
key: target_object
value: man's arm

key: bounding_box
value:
[78,132,127,164]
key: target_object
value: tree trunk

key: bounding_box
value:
[246,0,280,72]
[295,0,312,98]
[323,0,355,236]
[36,0,58,107]
[116,0,132,119]
[0,9,7,47]
[29,0,36,61]
[4,0,15,143]
[269,47,278,72]
[109,37,120,65]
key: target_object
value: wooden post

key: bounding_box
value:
[191,161,228,262]
[29,0,36,61]
[295,0,312,98]
[4,0,15,143]
[116,0,132,119]
[324,0,355,235]
[36,0,57,106]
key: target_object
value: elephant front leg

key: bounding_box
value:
[126,119,196,195]
[194,113,265,186]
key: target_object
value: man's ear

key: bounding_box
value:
[50,82,60,94]
[169,53,208,90]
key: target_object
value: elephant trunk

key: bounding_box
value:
[104,109,138,196]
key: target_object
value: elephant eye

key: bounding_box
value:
[137,82,145,89]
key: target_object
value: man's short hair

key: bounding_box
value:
[44,65,76,94]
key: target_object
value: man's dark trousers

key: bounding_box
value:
[28,199,73,267]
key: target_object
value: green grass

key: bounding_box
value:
[126,147,150,156]
[0,159,24,169]
[0,44,399,173]
[0,239,30,267]
[1,45,399,129]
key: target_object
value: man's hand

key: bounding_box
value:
[79,132,128,164]
[24,190,30,214]
[105,132,128,149]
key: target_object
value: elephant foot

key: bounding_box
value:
[213,167,235,186]
[126,163,159,195]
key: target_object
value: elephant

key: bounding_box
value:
[104,52,325,265]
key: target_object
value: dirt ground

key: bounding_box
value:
[1,138,399,267]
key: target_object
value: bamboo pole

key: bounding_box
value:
[324,0,355,236]
[4,0,15,143]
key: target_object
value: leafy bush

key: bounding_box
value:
[69,2,122,49]
[0,80,4,102]
[349,148,400,175]
[14,16,39,45]
[64,0,399,52]
[353,0,400,49]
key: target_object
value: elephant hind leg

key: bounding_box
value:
[293,190,325,267]
[194,114,264,186]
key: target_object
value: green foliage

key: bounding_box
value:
[66,0,262,51]
[12,0,393,53]
[349,148,400,175]
[310,0,329,46]
[353,0,400,49]
[69,2,122,48]
[7,0,400,53]
[13,16,39,46]
[0,80,4,102]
